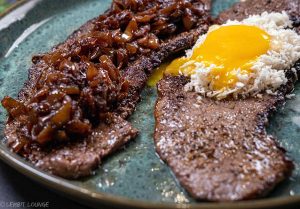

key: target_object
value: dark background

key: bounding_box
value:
[0,161,89,209]
[0,1,99,208]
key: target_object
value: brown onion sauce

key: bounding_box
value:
[1,0,208,153]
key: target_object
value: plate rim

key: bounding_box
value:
[0,1,300,208]
[1,147,300,209]
[0,0,28,18]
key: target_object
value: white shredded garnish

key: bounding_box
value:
[185,12,300,100]
[286,94,296,99]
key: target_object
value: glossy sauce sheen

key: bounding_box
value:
[1,0,209,152]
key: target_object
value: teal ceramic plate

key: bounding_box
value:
[0,0,300,208]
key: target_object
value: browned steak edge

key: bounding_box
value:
[153,0,300,201]
[216,0,300,29]
[4,1,212,179]
[154,74,295,201]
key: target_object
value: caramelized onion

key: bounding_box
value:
[1,0,210,152]
[51,102,72,127]
[1,97,27,118]
[124,19,138,41]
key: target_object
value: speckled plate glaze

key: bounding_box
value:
[0,0,300,208]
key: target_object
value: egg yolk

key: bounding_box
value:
[147,62,169,87]
[165,25,271,90]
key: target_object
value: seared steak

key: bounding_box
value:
[6,114,137,179]
[154,0,299,201]
[217,0,300,32]
[154,75,295,201]
[117,27,210,118]
[2,0,212,178]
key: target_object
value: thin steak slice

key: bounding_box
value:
[3,0,212,179]
[6,114,137,179]
[217,0,300,32]
[154,75,295,201]
[117,27,211,118]
[154,0,299,201]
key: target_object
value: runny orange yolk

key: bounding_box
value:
[147,62,169,87]
[162,25,271,90]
